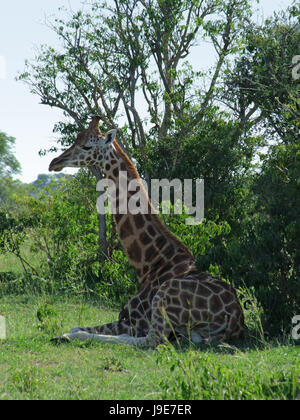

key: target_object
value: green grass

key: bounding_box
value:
[0,294,299,400]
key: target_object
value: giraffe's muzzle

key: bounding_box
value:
[49,157,66,172]
[49,146,74,171]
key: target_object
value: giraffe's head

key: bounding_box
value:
[49,116,117,172]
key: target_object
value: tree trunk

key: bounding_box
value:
[89,167,108,265]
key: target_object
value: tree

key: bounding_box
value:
[0,131,21,208]
[220,2,300,142]
[18,0,254,259]
[213,3,300,333]
[0,131,20,177]
[19,0,254,153]
[31,173,68,189]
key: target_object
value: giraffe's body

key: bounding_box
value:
[49,117,244,347]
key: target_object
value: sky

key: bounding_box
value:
[0,0,295,184]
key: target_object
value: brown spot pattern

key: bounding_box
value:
[127,240,141,264]
[120,219,134,240]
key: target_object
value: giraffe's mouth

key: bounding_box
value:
[49,157,65,172]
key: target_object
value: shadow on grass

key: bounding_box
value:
[169,327,299,355]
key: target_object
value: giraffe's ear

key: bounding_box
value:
[105,129,117,145]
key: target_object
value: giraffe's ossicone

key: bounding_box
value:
[49,116,245,348]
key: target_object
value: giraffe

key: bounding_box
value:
[49,116,245,347]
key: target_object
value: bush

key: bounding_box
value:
[95,250,137,309]
[0,171,100,294]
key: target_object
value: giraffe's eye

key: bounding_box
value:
[82,146,92,151]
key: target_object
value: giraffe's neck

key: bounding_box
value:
[100,141,195,286]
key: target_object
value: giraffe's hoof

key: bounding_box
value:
[50,334,71,344]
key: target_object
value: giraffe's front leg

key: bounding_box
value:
[51,321,137,344]
[51,328,149,347]
[52,330,135,344]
